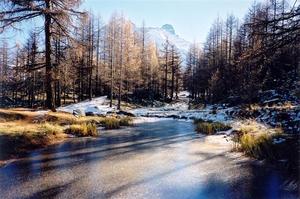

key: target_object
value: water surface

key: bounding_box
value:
[0,120,297,199]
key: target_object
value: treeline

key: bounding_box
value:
[0,0,182,109]
[0,0,299,109]
[184,0,300,103]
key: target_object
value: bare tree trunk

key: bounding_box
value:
[117,61,122,110]
[170,48,175,101]
[72,79,76,103]
[45,0,55,111]
[110,40,114,108]
[95,20,100,96]
[164,46,168,102]
[175,69,179,99]
[56,80,61,106]
[118,24,123,110]
[88,17,93,100]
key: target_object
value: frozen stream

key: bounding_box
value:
[0,119,297,199]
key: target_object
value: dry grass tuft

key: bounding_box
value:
[239,133,274,159]
[119,116,133,126]
[101,117,120,129]
[100,116,133,129]
[232,120,283,160]
[40,123,64,135]
[194,120,231,135]
[65,123,98,137]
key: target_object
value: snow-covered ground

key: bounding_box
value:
[129,91,232,122]
[57,90,299,134]
[57,92,232,122]
[130,106,231,122]
[133,117,174,124]
[57,96,115,115]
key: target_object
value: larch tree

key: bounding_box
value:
[107,14,118,107]
[0,40,9,106]
[161,38,170,102]
[169,44,181,101]
[0,0,84,110]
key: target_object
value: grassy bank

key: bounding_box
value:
[232,121,282,159]
[0,109,133,161]
[0,109,100,160]
[232,121,299,173]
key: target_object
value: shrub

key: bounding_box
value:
[65,123,98,137]
[195,120,231,134]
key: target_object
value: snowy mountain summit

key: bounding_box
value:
[161,24,176,35]
[144,24,191,67]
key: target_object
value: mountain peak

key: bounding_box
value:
[161,24,175,35]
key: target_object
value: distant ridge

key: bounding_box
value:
[138,24,191,67]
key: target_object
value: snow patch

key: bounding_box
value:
[57,96,115,115]
[133,117,173,124]
[272,138,286,144]
[142,26,191,67]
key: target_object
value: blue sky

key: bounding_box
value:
[3,0,296,46]
[82,0,259,43]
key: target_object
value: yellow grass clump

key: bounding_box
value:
[65,123,98,137]
[194,120,231,135]
[232,120,283,160]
